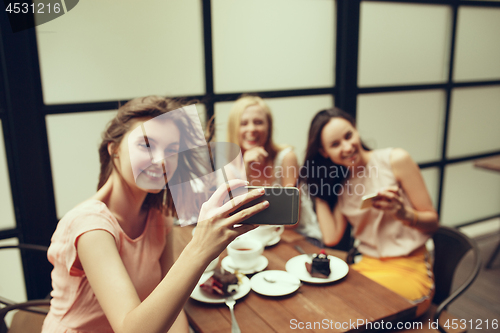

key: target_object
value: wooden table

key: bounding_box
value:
[173,227,416,333]
[474,155,500,268]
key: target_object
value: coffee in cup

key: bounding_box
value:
[227,238,264,270]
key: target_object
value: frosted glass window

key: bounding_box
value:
[420,167,439,209]
[454,7,500,82]
[358,2,451,87]
[357,90,446,164]
[0,238,27,326]
[0,121,16,231]
[441,161,500,226]
[447,86,500,158]
[46,111,117,217]
[212,0,335,93]
[0,238,27,303]
[36,0,205,104]
[215,95,333,164]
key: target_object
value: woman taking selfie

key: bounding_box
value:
[302,108,438,316]
[42,96,267,333]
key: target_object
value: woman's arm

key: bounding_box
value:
[159,218,189,333]
[78,182,267,333]
[315,197,348,247]
[280,150,299,187]
[280,150,299,229]
[373,148,439,234]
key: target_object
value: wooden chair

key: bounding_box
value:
[0,244,51,333]
[346,226,481,333]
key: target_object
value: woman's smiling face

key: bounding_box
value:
[123,118,180,192]
[238,104,269,152]
[319,117,363,167]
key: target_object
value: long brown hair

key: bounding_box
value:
[97,96,204,216]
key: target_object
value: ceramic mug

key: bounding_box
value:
[245,225,284,246]
[227,238,264,270]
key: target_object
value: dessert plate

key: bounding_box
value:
[190,272,251,304]
[221,255,268,275]
[285,254,349,284]
[250,270,301,296]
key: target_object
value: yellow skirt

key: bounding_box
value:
[351,246,434,317]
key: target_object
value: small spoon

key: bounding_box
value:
[263,277,301,286]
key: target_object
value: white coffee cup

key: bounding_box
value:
[245,225,284,246]
[227,238,264,270]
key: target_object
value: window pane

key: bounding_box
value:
[454,7,500,82]
[358,2,451,87]
[447,86,500,158]
[215,95,334,164]
[0,238,27,304]
[0,121,16,231]
[421,167,439,210]
[36,0,205,104]
[46,111,117,217]
[212,0,335,93]
[441,161,500,226]
[357,90,446,164]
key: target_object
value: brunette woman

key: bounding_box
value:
[302,108,438,316]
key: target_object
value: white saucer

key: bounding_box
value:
[250,270,301,296]
[190,272,251,304]
[285,254,349,284]
[266,235,281,247]
[221,255,268,274]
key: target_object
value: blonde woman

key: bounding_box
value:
[227,95,298,187]
[226,95,323,241]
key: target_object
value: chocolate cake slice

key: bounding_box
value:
[200,269,239,296]
[305,250,331,278]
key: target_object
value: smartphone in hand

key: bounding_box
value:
[228,186,299,225]
[360,193,379,209]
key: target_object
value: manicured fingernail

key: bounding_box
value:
[245,181,250,185]
[263,201,269,207]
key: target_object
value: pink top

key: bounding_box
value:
[42,200,171,333]
[338,148,429,258]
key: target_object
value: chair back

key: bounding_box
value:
[432,226,481,305]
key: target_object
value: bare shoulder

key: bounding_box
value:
[281,148,298,166]
[390,148,415,168]
[389,148,419,180]
[390,148,412,163]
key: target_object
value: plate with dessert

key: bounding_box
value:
[285,250,349,284]
[190,269,251,303]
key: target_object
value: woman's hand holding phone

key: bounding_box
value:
[192,180,269,262]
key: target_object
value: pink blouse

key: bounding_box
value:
[42,200,171,333]
[338,148,429,258]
